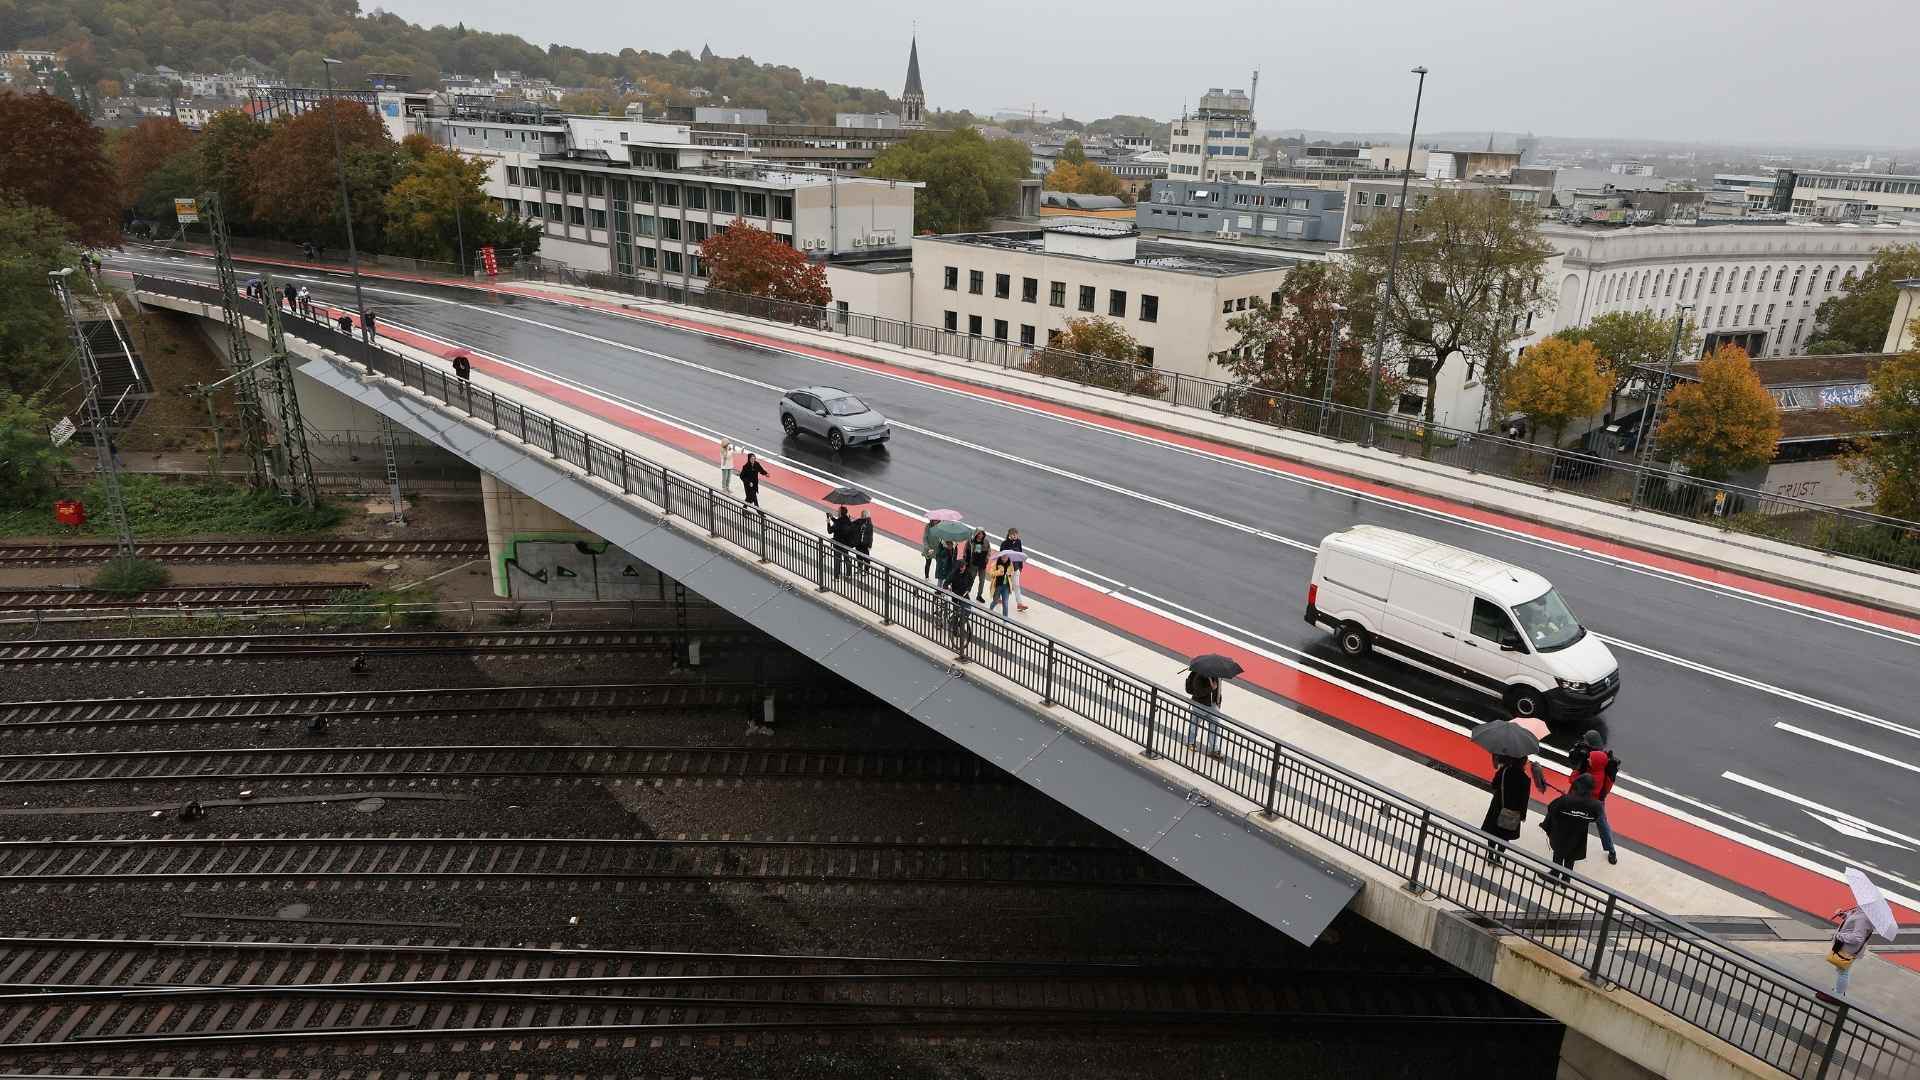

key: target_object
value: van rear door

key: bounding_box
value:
[1382,571,1468,678]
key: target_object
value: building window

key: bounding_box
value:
[504,166,520,185]
[591,208,607,229]
[715,188,737,213]
[1141,294,1158,323]
[968,314,982,336]
[772,194,794,221]
[690,255,706,278]
[565,174,583,195]
[1824,266,1838,291]
[1222,299,1233,314]
[1109,289,1127,317]
[945,310,957,332]
[688,221,708,242]
[588,176,605,197]
[543,170,561,191]
[661,184,680,207]
[1022,277,1038,303]
[1235,297,1248,311]
[664,250,682,273]
[638,181,655,202]
[993,319,1008,340]
[547,202,563,220]
[1711,268,1723,294]
[1020,323,1035,346]
[996,273,1010,299]
[684,186,707,209]
[1078,285,1095,312]
[966,270,983,295]
[661,219,682,240]
[639,246,657,269]
[1050,281,1065,307]
[1138,346,1155,364]
[636,214,655,236]
[743,192,768,216]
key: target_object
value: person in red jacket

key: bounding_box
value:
[1571,730,1621,865]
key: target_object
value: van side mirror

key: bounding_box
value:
[1499,632,1524,652]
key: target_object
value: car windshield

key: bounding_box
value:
[824,396,870,416]
[1512,588,1586,652]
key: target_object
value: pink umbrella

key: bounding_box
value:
[927,509,963,522]
[1512,717,1550,740]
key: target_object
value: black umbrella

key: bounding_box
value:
[822,486,871,506]
[1470,719,1543,760]
[1188,654,1244,679]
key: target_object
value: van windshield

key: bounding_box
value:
[1513,588,1586,652]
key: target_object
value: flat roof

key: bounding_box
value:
[1671,352,1878,387]
[923,230,1298,277]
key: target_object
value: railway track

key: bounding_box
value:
[0,835,1185,889]
[0,683,859,730]
[0,583,366,611]
[0,539,489,567]
[0,629,746,666]
[0,936,1547,1054]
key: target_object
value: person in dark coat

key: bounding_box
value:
[362,310,378,340]
[738,453,768,507]
[964,529,990,601]
[283,282,298,311]
[1001,527,1029,612]
[854,509,874,573]
[1542,774,1603,880]
[827,507,855,579]
[451,353,472,382]
[1481,755,1532,861]
[338,314,353,334]
[944,557,976,603]
[1570,729,1622,864]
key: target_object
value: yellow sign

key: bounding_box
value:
[173,197,199,224]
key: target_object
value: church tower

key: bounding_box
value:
[901,36,926,129]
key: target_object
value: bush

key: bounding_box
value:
[1813,518,1920,571]
[0,475,345,538]
[91,557,171,595]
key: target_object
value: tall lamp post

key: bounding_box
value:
[1318,303,1347,436]
[1364,65,1429,445]
[321,58,371,347]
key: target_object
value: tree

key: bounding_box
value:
[866,128,1029,234]
[1807,245,1920,354]
[1060,138,1087,166]
[1026,316,1163,396]
[0,392,64,509]
[0,92,120,246]
[1214,262,1380,413]
[702,222,830,305]
[129,148,204,226]
[113,118,196,212]
[1043,161,1126,200]
[1344,189,1554,455]
[0,198,81,396]
[249,100,403,249]
[385,138,537,265]
[1499,338,1610,450]
[1553,309,1699,419]
[197,110,270,227]
[1841,350,1920,521]
[1653,344,1781,481]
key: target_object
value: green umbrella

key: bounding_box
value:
[927,520,974,543]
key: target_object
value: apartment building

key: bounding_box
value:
[1339,176,1552,238]
[1759,168,1920,222]
[1167,87,1257,183]
[908,221,1298,378]
[418,112,918,290]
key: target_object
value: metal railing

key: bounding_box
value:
[3,597,735,633]
[509,259,1920,576]
[134,271,1918,1079]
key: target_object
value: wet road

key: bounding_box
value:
[127,254,1920,904]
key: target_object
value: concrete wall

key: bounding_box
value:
[792,180,915,255]
[1887,281,1919,353]
[824,265,913,320]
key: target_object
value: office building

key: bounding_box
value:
[1168,87,1257,183]
[1340,176,1552,238]
[1761,168,1920,222]
[836,112,900,129]
[1139,179,1345,246]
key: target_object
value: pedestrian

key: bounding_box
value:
[1002,527,1029,611]
[738,453,768,506]
[827,506,854,580]
[363,310,378,340]
[987,553,1014,619]
[944,554,976,603]
[1541,774,1603,881]
[1828,904,1875,998]
[933,534,956,584]
[718,440,735,495]
[297,287,313,318]
[1183,667,1222,758]
[337,314,353,335]
[106,435,124,469]
[1480,754,1531,861]
[855,509,874,573]
[1570,730,1621,865]
[302,240,315,260]
[921,519,940,579]
[452,354,471,382]
[965,529,990,602]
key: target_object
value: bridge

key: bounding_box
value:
[130,265,1920,1079]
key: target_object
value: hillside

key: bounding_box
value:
[0,0,900,124]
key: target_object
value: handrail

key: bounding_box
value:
[134,271,1920,1079]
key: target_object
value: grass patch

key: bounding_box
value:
[0,475,343,538]
[313,582,441,629]
[89,557,171,594]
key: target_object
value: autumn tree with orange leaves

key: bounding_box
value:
[247,99,405,248]
[112,118,197,210]
[703,222,831,306]
[1652,344,1782,480]
[0,92,119,245]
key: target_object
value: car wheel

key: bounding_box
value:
[781,414,798,437]
[1506,686,1549,721]
[1336,622,1371,658]
[827,429,845,452]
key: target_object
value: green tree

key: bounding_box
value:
[1026,316,1163,396]
[197,110,271,227]
[112,117,196,212]
[866,128,1029,234]
[1215,263,1380,412]
[702,222,830,305]
[0,198,81,395]
[1653,344,1782,481]
[1345,190,1554,455]
[1499,337,1610,450]
[1841,349,1920,521]
[1808,245,1920,354]
[1060,138,1087,165]
[0,92,120,246]
[130,148,204,226]
[1553,309,1699,418]
[384,137,537,265]
[0,392,64,509]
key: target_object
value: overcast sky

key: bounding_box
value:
[378,0,1916,148]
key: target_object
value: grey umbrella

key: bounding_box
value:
[1470,719,1543,760]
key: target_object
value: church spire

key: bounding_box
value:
[901,35,926,129]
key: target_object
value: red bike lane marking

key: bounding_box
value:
[227,249,1919,638]
[363,318,1916,927]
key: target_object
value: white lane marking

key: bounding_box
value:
[1805,813,1915,851]
[1723,772,1920,856]
[1775,722,1920,771]
[1597,635,1913,739]
[122,252,1920,652]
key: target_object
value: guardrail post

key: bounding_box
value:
[546,417,559,457]
[620,454,630,495]
[707,489,718,537]
[1404,809,1431,895]
[1585,894,1618,986]
[1814,1000,1849,1080]
[757,512,769,563]
[1143,687,1160,759]
[880,565,894,625]
[1261,743,1282,817]
[517,404,527,443]
[1041,640,1055,706]
[815,538,830,591]
[661,466,672,516]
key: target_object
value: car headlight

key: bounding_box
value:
[1555,678,1590,692]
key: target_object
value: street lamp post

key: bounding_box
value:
[1364,65,1429,446]
[1318,303,1347,436]
[1632,304,1694,508]
[321,59,371,349]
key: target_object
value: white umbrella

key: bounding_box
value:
[1845,867,1901,943]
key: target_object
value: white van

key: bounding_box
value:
[1305,525,1620,720]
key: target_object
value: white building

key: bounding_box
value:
[1609,161,1656,177]
[900,221,1298,377]
[1167,87,1257,183]
[835,112,900,129]
[419,112,919,290]
[1767,168,1920,223]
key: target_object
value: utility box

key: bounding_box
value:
[54,500,86,527]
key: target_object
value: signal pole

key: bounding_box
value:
[50,269,136,561]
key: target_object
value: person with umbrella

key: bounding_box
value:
[1473,719,1546,862]
[739,453,769,507]
[1828,868,1901,999]
[926,519,972,584]
[827,505,855,579]
[1184,654,1240,759]
[923,510,962,578]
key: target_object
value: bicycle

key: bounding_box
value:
[944,590,973,653]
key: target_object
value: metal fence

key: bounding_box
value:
[3,597,734,633]
[510,260,1920,576]
[134,272,1918,1080]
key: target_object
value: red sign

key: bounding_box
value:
[479,246,498,276]
[54,500,86,527]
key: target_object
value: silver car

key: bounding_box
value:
[778,386,890,451]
